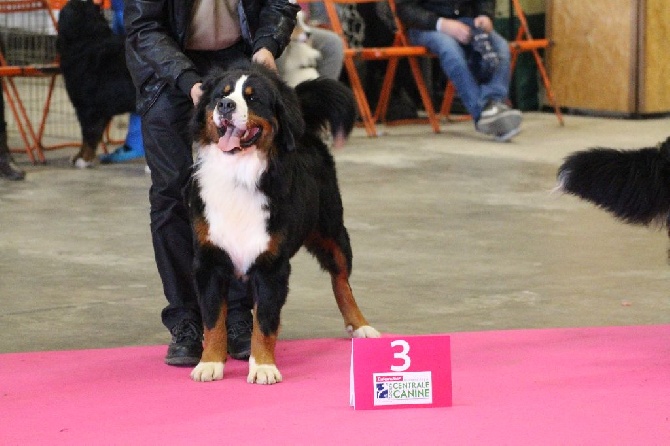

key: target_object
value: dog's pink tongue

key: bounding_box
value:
[217,127,243,152]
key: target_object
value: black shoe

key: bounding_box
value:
[0,154,26,181]
[227,314,252,360]
[165,319,203,366]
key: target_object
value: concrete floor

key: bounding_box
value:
[2,112,670,354]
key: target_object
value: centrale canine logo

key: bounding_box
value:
[373,371,433,406]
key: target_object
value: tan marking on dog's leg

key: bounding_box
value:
[306,232,380,338]
[72,144,95,168]
[247,306,282,384]
[327,245,380,338]
[80,144,96,162]
[191,303,227,382]
[331,273,380,338]
[330,246,376,334]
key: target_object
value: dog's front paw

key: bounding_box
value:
[348,325,381,338]
[190,361,224,382]
[247,357,282,384]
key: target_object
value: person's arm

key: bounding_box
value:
[396,0,471,44]
[252,0,301,64]
[395,0,441,31]
[124,0,201,98]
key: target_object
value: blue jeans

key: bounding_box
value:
[408,27,511,122]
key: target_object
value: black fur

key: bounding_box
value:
[189,65,358,336]
[557,137,670,226]
[57,0,136,164]
[295,77,357,138]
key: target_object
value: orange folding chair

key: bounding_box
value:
[323,0,440,136]
[508,0,563,125]
[439,80,471,122]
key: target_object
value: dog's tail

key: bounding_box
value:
[556,137,670,226]
[295,78,357,145]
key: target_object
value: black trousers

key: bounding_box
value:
[0,84,6,134]
[142,44,252,331]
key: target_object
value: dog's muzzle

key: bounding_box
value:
[213,97,262,153]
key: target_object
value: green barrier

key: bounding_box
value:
[495,14,545,111]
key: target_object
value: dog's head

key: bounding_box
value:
[192,64,305,158]
[291,10,312,43]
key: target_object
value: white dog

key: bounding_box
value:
[276,10,321,87]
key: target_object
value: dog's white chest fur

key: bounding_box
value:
[195,146,270,275]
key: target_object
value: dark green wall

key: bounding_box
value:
[495,13,546,111]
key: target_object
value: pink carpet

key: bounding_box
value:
[2,325,669,445]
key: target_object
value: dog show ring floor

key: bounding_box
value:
[2,113,670,443]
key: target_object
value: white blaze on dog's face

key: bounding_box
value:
[207,74,276,156]
[213,75,249,151]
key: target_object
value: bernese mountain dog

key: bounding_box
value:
[557,136,670,228]
[57,0,136,168]
[188,64,380,384]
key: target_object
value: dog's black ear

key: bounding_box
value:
[274,82,304,152]
[200,70,224,95]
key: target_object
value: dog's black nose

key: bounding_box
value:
[217,98,236,115]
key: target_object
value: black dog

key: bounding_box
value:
[188,64,380,384]
[557,136,670,227]
[57,0,135,168]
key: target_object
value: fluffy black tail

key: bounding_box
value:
[556,137,670,226]
[294,78,357,142]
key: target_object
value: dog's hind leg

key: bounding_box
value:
[71,115,108,168]
[305,230,380,339]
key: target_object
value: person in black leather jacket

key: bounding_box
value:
[396,0,522,141]
[125,0,300,366]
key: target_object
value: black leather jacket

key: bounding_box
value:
[396,0,495,31]
[125,0,300,114]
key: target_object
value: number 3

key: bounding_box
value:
[390,339,411,372]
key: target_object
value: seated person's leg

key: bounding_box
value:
[479,31,512,106]
[408,29,483,120]
[99,113,145,163]
[310,28,344,80]
[477,32,522,142]
[99,0,146,163]
[0,103,25,181]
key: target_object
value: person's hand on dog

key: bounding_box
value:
[191,82,204,106]
[252,48,277,71]
[474,15,493,33]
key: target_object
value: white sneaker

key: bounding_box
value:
[495,124,522,142]
[476,101,522,141]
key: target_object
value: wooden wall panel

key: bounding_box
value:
[640,0,670,113]
[547,0,637,113]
